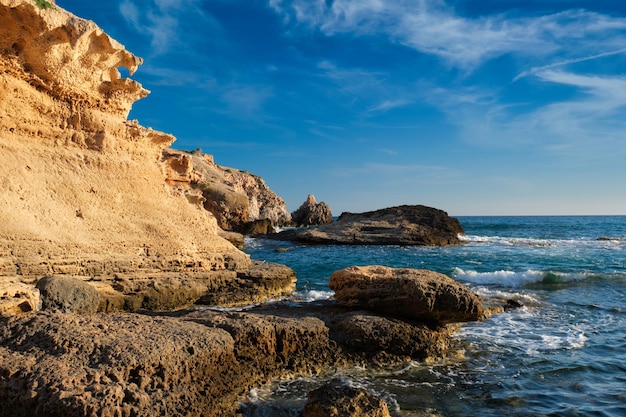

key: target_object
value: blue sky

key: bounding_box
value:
[57,0,626,215]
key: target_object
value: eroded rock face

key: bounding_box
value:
[272,205,464,245]
[162,148,291,231]
[0,279,40,316]
[303,378,392,417]
[329,265,484,324]
[0,0,285,313]
[291,194,333,226]
[0,311,243,417]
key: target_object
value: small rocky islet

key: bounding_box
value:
[0,1,501,416]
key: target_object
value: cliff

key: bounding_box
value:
[0,0,295,313]
[162,148,291,231]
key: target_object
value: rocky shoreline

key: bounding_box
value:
[1,266,498,417]
[0,2,499,416]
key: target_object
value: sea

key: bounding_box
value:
[240,216,626,417]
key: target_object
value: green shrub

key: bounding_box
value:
[35,0,55,9]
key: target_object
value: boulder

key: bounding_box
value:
[291,194,333,226]
[271,204,463,245]
[329,266,484,324]
[235,218,274,235]
[0,280,40,316]
[303,378,391,417]
[333,312,453,361]
[0,311,243,417]
[36,275,99,314]
[196,261,297,307]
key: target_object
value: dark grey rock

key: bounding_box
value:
[35,275,100,314]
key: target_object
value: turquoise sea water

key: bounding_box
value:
[242,216,626,416]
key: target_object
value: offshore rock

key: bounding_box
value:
[303,378,391,417]
[329,266,484,324]
[162,148,291,231]
[291,194,333,226]
[36,275,99,314]
[271,205,464,245]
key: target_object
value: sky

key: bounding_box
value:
[56,0,626,216]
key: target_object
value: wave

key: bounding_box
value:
[453,267,591,287]
[459,234,554,247]
[459,234,626,249]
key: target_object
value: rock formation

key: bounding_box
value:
[162,148,291,232]
[0,0,293,312]
[291,194,333,226]
[303,378,392,417]
[270,204,464,245]
[0,299,461,417]
[0,2,498,417]
[330,265,484,324]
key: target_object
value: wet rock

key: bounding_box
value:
[36,275,99,314]
[329,265,484,324]
[333,311,453,361]
[303,378,391,417]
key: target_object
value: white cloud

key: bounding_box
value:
[221,85,274,115]
[119,0,200,54]
[270,1,626,70]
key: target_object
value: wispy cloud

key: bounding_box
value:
[329,162,460,181]
[270,1,626,70]
[220,85,274,116]
[119,0,200,54]
[514,48,626,82]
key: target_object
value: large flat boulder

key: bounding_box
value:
[270,205,463,245]
[329,265,484,324]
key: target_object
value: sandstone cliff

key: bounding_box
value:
[162,148,291,231]
[0,0,296,312]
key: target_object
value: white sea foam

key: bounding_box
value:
[289,289,334,302]
[453,267,589,287]
[459,234,554,247]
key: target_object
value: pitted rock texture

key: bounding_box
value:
[0,0,279,313]
[329,265,484,324]
[0,311,242,417]
[0,279,40,316]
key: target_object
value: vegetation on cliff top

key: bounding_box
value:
[34,0,54,10]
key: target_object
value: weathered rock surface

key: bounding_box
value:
[0,291,482,417]
[0,279,40,316]
[303,378,392,417]
[0,311,244,417]
[270,204,464,245]
[330,265,484,324]
[36,275,99,314]
[163,148,291,231]
[0,0,296,313]
[291,194,333,226]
